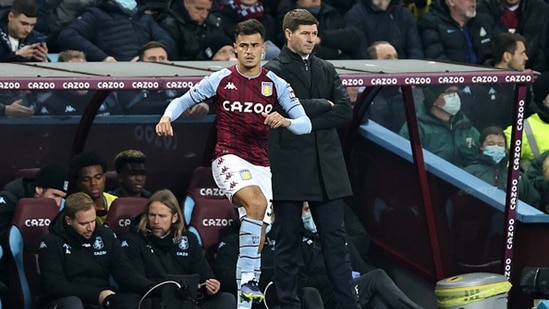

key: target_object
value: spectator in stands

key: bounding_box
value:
[0,163,67,288]
[344,0,423,59]
[110,149,151,198]
[0,0,48,62]
[197,32,237,61]
[122,189,236,308]
[418,0,500,64]
[44,0,100,52]
[69,152,117,224]
[504,71,549,168]
[400,85,480,167]
[263,9,359,309]
[33,50,122,115]
[275,0,360,59]
[525,150,549,212]
[460,32,534,131]
[477,0,548,72]
[160,0,226,60]
[57,0,175,61]
[214,0,280,58]
[465,126,541,208]
[119,41,211,116]
[39,192,153,309]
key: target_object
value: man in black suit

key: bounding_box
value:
[264,8,360,309]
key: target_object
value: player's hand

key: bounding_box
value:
[5,99,33,117]
[155,116,173,136]
[183,102,209,119]
[262,112,290,129]
[202,278,220,295]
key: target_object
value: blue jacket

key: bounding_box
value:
[0,8,47,62]
[57,1,175,61]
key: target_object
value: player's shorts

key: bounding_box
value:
[211,154,273,224]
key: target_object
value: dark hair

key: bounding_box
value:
[492,32,526,64]
[282,9,318,33]
[479,126,506,145]
[114,149,146,173]
[69,152,108,180]
[137,41,168,61]
[234,19,265,41]
[58,50,86,62]
[10,0,38,18]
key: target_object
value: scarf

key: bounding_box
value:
[229,0,264,20]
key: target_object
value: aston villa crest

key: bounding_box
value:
[93,236,105,250]
[261,82,273,97]
[179,236,189,250]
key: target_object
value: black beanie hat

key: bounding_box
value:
[422,85,452,107]
[34,163,69,193]
[202,34,233,60]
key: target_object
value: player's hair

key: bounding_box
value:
[234,19,265,41]
[10,0,38,17]
[282,8,318,33]
[114,149,146,173]
[138,189,186,242]
[64,192,95,219]
[137,41,168,61]
[58,50,86,62]
[492,32,526,64]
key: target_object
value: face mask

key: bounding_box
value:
[265,223,272,234]
[441,92,461,116]
[301,212,317,233]
[116,0,137,11]
[483,145,506,163]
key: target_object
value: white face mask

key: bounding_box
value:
[483,145,506,163]
[441,92,461,116]
[301,212,317,233]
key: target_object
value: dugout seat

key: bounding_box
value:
[182,166,237,266]
[104,197,148,239]
[8,198,60,309]
[15,168,40,180]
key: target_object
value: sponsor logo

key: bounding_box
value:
[62,82,90,89]
[119,218,131,227]
[504,75,532,83]
[97,81,125,89]
[24,218,51,227]
[404,77,431,85]
[0,82,20,89]
[222,100,273,113]
[437,76,465,84]
[65,105,76,113]
[28,82,55,89]
[471,76,498,83]
[202,218,234,227]
[341,78,364,86]
[200,187,226,196]
[224,82,238,90]
[166,81,194,89]
[132,81,159,89]
[370,78,397,85]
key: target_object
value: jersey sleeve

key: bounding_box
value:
[268,71,312,135]
[162,68,229,121]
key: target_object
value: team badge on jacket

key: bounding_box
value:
[93,236,105,250]
[178,236,189,250]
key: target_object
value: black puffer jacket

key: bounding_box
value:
[39,211,153,304]
[418,0,501,64]
[0,8,47,62]
[57,0,175,61]
[159,0,224,60]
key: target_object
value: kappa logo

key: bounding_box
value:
[0,197,5,204]
[224,82,238,90]
[65,105,76,113]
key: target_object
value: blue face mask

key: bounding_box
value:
[116,0,137,11]
[265,223,272,234]
[483,145,506,163]
[302,212,317,233]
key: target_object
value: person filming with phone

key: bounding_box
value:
[0,0,48,62]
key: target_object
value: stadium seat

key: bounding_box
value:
[104,170,118,193]
[181,166,238,266]
[8,198,60,309]
[104,197,148,239]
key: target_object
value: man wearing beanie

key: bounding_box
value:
[399,84,480,167]
[504,71,549,168]
[0,163,68,293]
[199,33,237,61]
